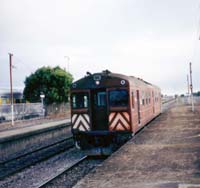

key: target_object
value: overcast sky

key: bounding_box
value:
[0,0,200,95]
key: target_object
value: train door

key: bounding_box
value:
[152,91,155,114]
[136,90,141,124]
[91,89,108,130]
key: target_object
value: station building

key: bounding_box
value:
[0,89,23,104]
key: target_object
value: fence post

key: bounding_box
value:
[23,103,25,120]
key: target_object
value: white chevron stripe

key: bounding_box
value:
[111,113,128,127]
[109,112,130,130]
[73,116,89,129]
[79,125,86,131]
[72,114,90,131]
[122,112,130,121]
[109,112,116,122]
[72,114,77,123]
[115,122,126,131]
[83,114,90,123]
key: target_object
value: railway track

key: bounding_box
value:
[0,136,74,180]
[36,112,170,188]
[0,99,175,185]
[37,156,88,188]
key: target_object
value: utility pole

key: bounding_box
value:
[187,74,190,95]
[9,53,14,125]
[64,56,70,72]
[187,74,190,104]
[189,62,194,112]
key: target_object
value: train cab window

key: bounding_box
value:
[96,92,106,106]
[109,89,128,107]
[72,93,88,109]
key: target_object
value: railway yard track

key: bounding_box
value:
[42,102,178,187]
[37,155,105,188]
[37,155,88,188]
[0,136,74,180]
[0,147,106,188]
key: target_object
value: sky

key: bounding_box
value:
[0,0,200,95]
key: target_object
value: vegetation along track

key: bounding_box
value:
[37,155,106,188]
[0,136,74,180]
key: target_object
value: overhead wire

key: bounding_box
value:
[13,56,35,73]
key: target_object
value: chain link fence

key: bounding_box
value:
[0,103,44,123]
[0,102,71,123]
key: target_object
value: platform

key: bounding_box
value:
[0,119,70,143]
[73,99,200,188]
[0,119,71,163]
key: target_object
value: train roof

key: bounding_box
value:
[71,70,160,90]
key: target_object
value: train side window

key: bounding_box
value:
[142,91,145,106]
[148,92,150,104]
[142,99,145,105]
[155,92,157,103]
[131,91,134,108]
[109,89,128,107]
[145,92,148,105]
[72,93,88,109]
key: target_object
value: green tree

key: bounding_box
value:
[23,66,73,104]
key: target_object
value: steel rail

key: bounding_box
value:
[37,156,88,188]
[162,98,176,104]
[0,136,73,165]
[0,136,74,180]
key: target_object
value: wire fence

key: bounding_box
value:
[0,102,71,123]
[0,103,44,122]
[46,103,70,116]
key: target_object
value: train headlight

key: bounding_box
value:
[95,80,100,85]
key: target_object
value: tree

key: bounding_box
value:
[194,91,200,96]
[23,66,73,104]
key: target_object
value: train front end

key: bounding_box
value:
[70,71,132,155]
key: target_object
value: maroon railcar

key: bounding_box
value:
[70,70,161,155]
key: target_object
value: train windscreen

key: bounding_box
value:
[109,89,128,107]
[72,93,88,109]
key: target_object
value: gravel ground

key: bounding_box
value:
[44,157,105,188]
[72,97,200,188]
[0,137,74,179]
[0,148,85,188]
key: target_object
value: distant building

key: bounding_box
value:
[0,89,23,104]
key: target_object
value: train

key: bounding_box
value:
[70,70,161,155]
